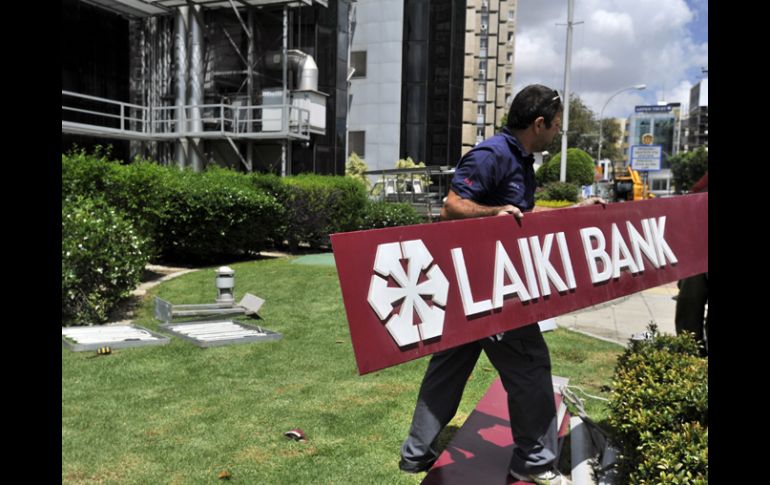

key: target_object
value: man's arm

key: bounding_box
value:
[440,189,523,221]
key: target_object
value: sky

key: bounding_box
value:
[513,0,708,119]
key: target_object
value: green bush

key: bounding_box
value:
[668,147,708,194]
[62,148,121,201]
[346,152,371,190]
[63,153,173,259]
[534,200,574,209]
[62,197,150,325]
[536,148,595,186]
[633,422,708,484]
[608,327,708,483]
[157,170,285,262]
[283,175,368,248]
[359,201,424,230]
[62,151,373,257]
[62,153,287,262]
[535,181,579,202]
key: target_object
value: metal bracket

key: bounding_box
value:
[154,293,265,323]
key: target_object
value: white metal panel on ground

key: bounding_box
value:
[160,320,282,348]
[62,325,171,351]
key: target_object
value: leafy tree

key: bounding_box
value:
[496,113,508,132]
[543,95,597,156]
[668,147,708,193]
[536,147,595,186]
[597,117,623,163]
[345,152,370,190]
[539,94,623,164]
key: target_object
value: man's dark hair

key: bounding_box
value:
[506,84,563,130]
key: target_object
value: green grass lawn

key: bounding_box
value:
[62,256,623,484]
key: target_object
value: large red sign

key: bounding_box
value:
[331,194,707,375]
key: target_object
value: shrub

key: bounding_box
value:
[668,147,708,194]
[359,201,424,230]
[633,422,708,484]
[62,151,373,256]
[62,148,121,201]
[346,152,371,190]
[536,148,595,186]
[283,175,368,248]
[535,181,579,202]
[608,326,708,483]
[156,170,285,262]
[62,197,150,325]
[534,200,574,209]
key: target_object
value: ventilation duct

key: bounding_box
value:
[265,50,319,91]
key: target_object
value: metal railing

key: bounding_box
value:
[62,90,149,133]
[62,90,311,140]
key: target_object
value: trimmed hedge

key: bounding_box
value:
[63,154,284,262]
[536,148,595,186]
[535,181,579,203]
[156,170,285,262]
[62,197,150,325]
[359,201,424,230]
[62,152,418,262]
[608,327,708,484]
[534,200,574,209]
[282,174,368,248]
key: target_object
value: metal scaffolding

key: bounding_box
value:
[64,0,330,172]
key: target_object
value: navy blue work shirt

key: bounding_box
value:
[450,127,536,212]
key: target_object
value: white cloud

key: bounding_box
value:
[572,48,613,71]
[588,10,635,41]
[513,0,707,119]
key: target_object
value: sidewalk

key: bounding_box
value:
[555,282,679,346]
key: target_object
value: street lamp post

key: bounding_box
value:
[597,84,646,171]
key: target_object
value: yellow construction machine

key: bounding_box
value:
[611,167,655,202]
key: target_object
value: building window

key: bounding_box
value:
[652,178,669,191]
[351,51,367,78]
[507,52,513,62]
[509,9,515,21]
[507,31,514,42]
[349,131,365,157]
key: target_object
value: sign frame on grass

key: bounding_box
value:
[331,194,707,375]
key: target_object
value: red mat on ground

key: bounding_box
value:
[421,377,569,485]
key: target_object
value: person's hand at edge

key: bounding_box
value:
[496,204,524,219]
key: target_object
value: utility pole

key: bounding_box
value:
[558,0,581,182]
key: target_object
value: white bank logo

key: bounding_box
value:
[367,240,449,347]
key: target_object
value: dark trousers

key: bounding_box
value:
[675,273,708,354]
[400,323,559,475]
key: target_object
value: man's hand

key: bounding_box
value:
[576,196,607,208]
[496,204,524,219]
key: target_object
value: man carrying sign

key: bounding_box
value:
[398,84,604,484]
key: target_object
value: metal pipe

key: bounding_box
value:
[282,5,288,176]
[188,4,205,171]
[265,49,319,92]
[175,6,189,168]
[559,0,575,183]
[247,7,255,170]
[570,416,597,485]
